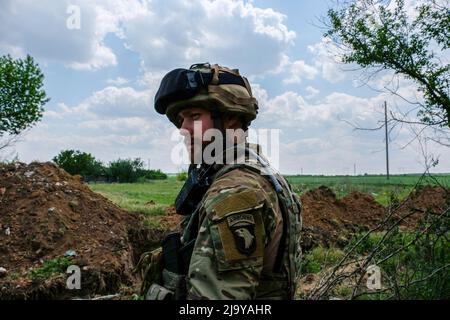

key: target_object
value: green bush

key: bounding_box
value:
[176,171,188,181]
[300,246,345,274]
[347,212,449,299]
[346,231,386,256]
[53,149,105,179]
[107,158,144,183]
[53,151,168,183]
[29,256,73,281]
[140,169,167,180]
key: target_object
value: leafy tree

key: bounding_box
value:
[107,158,144,183]
[176,171,188,181]
[53,149,104,178]
[140,169,167,180]
[0,54,49,136]
[326,0,450,127]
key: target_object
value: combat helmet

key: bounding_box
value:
[154,63,258,130]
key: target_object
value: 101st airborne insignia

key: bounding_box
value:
[227,214,257,256]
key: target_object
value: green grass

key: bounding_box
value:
[286,174,450,205]
[28,256,73,281]
[88,174,450,214]
[89,177,184,214]
[301,246,345,274]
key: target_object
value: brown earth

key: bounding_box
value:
[395,185,450,228]
[0,162,164,299]
[1,162,448,299]
[299,185,449,251]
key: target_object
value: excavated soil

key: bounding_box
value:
[0,162,164,299]
[1,162,448,299]
[299,185,449,250]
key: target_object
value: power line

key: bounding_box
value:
[385,101,390,180]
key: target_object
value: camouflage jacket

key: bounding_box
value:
[181,144,302,300]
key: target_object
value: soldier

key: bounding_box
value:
[142,63,302,300]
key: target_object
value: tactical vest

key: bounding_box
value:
[180,148,302,300]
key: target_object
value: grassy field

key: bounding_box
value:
[89,174,449,299]
[88,174,450,214]
[287,174,450,205]
[89,178,184,215]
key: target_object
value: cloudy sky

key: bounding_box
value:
[1,0,449,174]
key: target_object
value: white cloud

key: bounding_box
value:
[87,87,151,118]
[106,77,129,86]
[254,84,379,129]
[308,37,348,83]
[12,80,450,174]
[305,86,320,99]
[5,0,450,174]
[283,60,318,84]
[122,0,296,75]
[0,0,147,69]
[246,82,450,174]
[137,70,168,89]
[0,0,296,75]
[13,83,184,171]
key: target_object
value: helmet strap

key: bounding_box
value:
[210,106,227,162]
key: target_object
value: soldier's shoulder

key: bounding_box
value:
[211,166,272,192]
[201,167,277,219]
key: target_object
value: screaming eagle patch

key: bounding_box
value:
[227,214,256,256]
[211,195,265,265]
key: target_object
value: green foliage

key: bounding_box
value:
[346,231,387,256]
[53,150,167,183]
[6,272,21,280]
[131,294,144,300]
[0,54,49,136]
[301,246,345,274]
[142,169,167,180]
[326,0,450,127]
[107,158,144,183]
[176,171,188,181]
[53,149,104,178]
[348,211,450,299]
[143,219,164,230]
[28,256,73,281]
[147,206,167,216]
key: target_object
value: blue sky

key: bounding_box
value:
[1,0,449,174]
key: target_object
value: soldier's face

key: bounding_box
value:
[178,107,215,162]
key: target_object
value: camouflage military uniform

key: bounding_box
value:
[150,63,302,300]
[182,144,302,300]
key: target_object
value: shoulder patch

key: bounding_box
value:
[212,190,262,219]
[212,210,264,264]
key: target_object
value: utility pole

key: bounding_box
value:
[354,163,356,176]
[148,158,151,170]
[384,101,390,180]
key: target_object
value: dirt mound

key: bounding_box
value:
[395,186,449,228]
[340,191,386,228]
[299,185,449,250]
[1,162,447,298]
[299,187,347,249]
[0,162,162,299]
